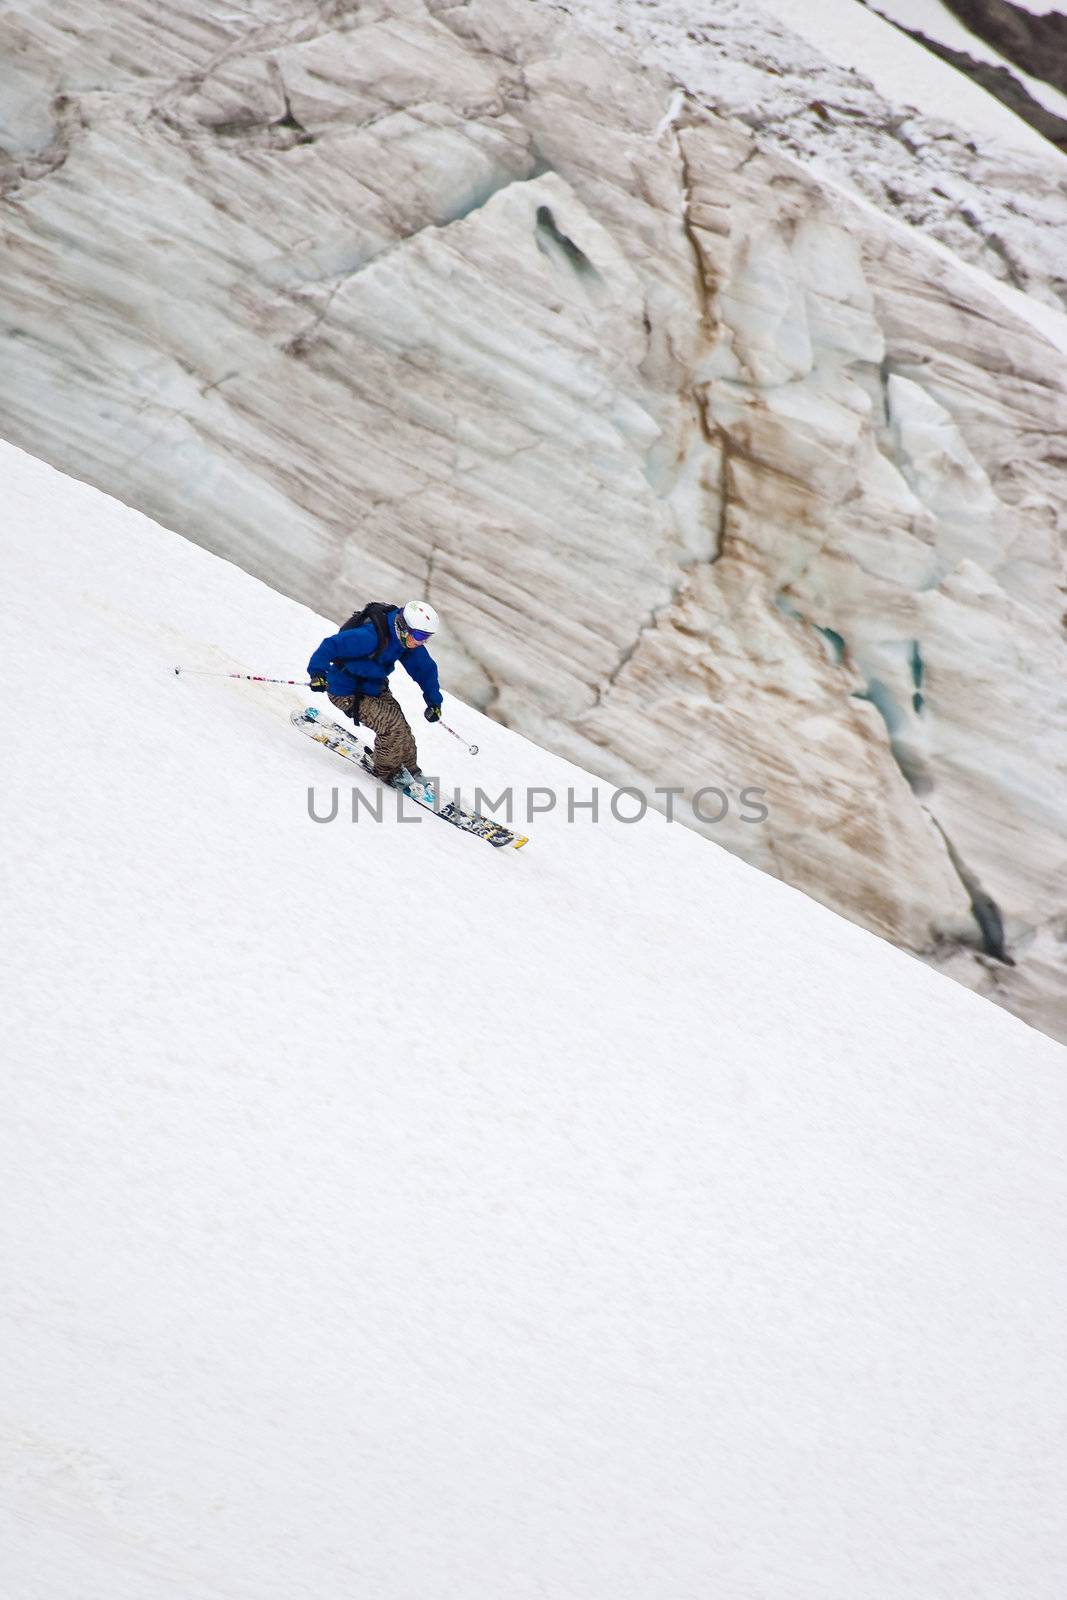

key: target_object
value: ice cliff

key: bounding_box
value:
[1,0,1065,1036]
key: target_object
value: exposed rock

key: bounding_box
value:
[860,3,1067,155]
[940,0,1067,97]
[0,0,1065,1039]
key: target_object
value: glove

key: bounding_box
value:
[309,674,328,693]
[424,703,442,723]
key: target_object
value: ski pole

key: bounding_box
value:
[439,719,479,756]
[173,667,312,686]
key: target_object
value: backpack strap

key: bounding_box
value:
[339,601,400,661]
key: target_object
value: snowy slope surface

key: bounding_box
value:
[2,440,1066,1600]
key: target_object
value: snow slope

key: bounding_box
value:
[2,439,1066,1599]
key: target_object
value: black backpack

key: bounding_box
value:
[339,601,400,661]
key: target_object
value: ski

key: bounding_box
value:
[292,707,529,850]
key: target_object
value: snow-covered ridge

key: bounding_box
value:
[3,438,1067,1599]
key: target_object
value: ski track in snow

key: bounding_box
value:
[2,440,1066,1598]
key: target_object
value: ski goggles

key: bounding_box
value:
[405,624,434,643]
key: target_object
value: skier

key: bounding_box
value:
[307,600,443,784]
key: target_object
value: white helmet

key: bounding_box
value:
[400,600,439,641]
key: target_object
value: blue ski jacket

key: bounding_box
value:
[308,608,443,707]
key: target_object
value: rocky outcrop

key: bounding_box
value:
[860,2,1067,155]
[1,0,1065,1038]
[941,0,1067,97]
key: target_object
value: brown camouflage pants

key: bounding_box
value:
[328,686,418,780]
